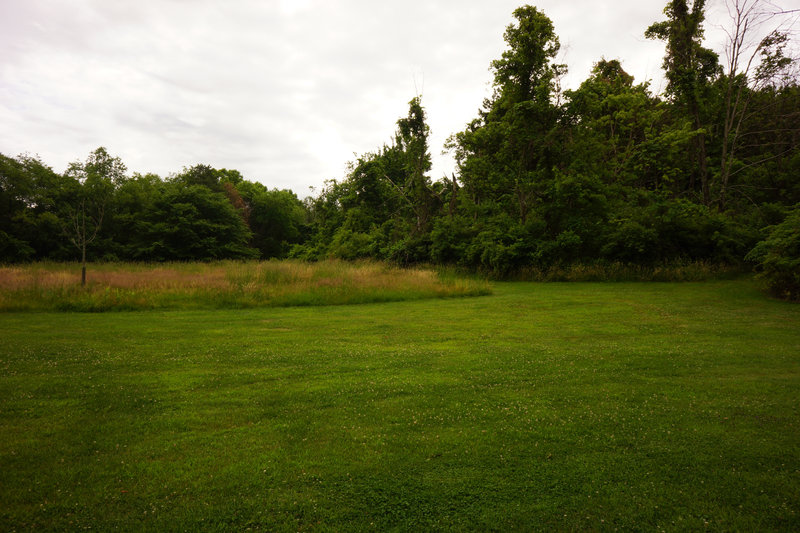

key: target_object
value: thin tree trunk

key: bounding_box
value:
[691,105,710,206]
[719,142,730,210]
[448,174,458,217]
[81,241,87,287]
[698,131,710,206]
[81,205,87,287]
[81,245,86,287]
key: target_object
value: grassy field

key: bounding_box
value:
[1,278,798,530]
[0,260,490,312]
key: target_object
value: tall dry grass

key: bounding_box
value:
[0,260,491,312]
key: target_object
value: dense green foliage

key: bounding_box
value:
[746,204,800,300]
[0,153,307,263]
[1,280,798,529]
[290,3,798,288]
[1,2,798,297]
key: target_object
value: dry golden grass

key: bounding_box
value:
[0,260,491,312]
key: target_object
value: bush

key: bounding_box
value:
[746,206,800,301]
[0,231,35,262]
[601,219,660,263]
[327,227,375,260]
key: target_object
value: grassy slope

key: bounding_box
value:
[0,280,798,530]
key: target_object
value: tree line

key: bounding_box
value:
[0,150,307,264]
[1,1,798,295]
[293,1,799,296]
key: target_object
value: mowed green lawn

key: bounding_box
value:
[1,280,798,530]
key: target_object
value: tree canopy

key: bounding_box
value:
[1,2,798,296]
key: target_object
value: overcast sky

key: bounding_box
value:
[1,0,796,195]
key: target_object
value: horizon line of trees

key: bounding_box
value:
[0,150,308,266]
[1,1,799,296]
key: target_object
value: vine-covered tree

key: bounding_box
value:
[450,5,566,225]
[646,0,720,205]
[295,97,436,263]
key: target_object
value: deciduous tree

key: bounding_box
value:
[646,0,720,205]
[62,147,125,285]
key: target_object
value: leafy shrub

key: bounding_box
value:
[326,227,374,260]
[0,231,35,262]
[601,219,659,262]
[430,215,473,265]
[385,235,431,265]
[533,230,583,266]
[746,206,800,301]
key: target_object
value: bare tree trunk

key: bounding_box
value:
[690,104,710,206]
[448,174,459,217]
[81,208,87,287]
[697,124,710,206]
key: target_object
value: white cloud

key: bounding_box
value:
[2,0,775,194]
